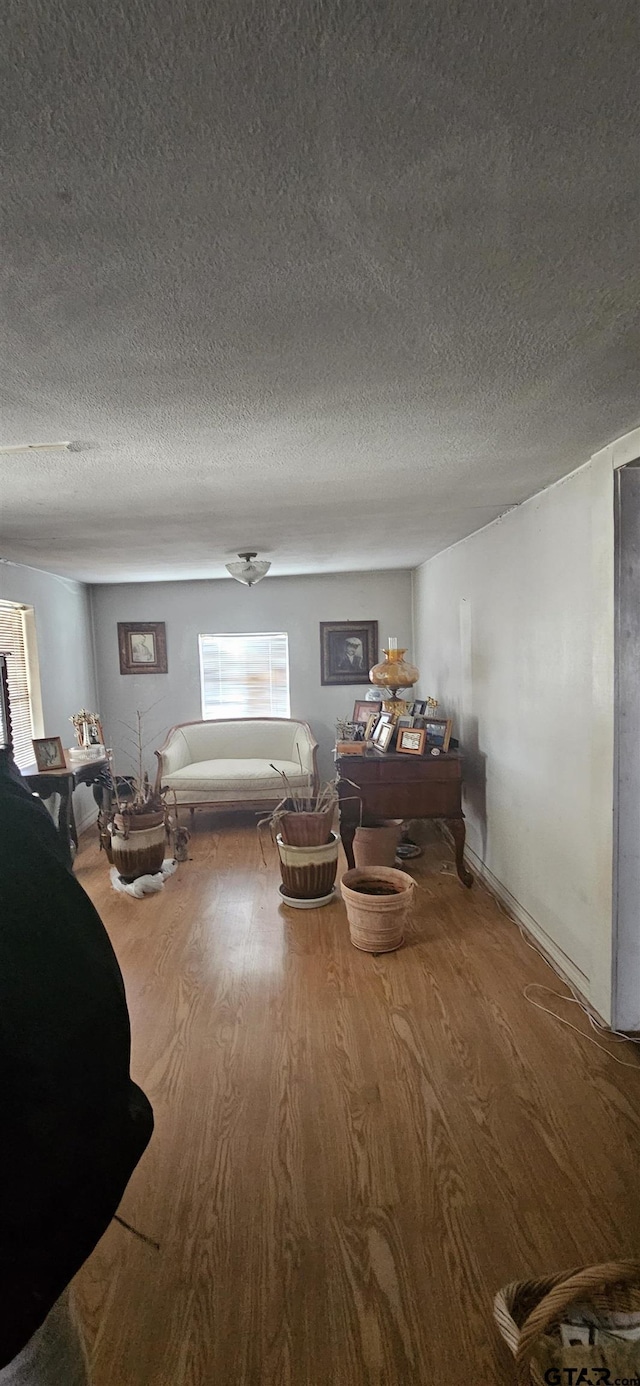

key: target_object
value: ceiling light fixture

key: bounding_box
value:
[225,552,271,587]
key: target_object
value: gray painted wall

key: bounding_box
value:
[0,561,98,828]
[613,461,640,1030]
[413,451,616,1023]
[90,570,413,784]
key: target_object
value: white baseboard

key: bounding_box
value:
[75,807,98,837]
[464,842,593,1008]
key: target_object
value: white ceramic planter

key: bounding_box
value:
[109,811,167,883]
[276,832,339,900]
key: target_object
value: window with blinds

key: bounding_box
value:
[0,601,37,769]
[199,633,290,720]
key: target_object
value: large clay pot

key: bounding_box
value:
[278,802,334,846]
[341,866,415,953]
[109,810,167,883]
[353,820,402,870]
[276,832,339,899]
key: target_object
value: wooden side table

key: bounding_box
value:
[22,757,109,866]
[335,748,473,887]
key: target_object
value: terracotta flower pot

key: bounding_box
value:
[278,803,334,846]
[340,866,415,953]
[353,820,403,869]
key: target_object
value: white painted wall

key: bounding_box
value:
[413,451,616,1021]
[0,561,98,829]
[609,426,640,1031]
[90,570,413,784]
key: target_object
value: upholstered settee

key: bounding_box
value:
[154,718,319,816]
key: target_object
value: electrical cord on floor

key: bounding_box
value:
[114,1213,161,1251]
[473,870,640,1071]
[523,984,640,1070]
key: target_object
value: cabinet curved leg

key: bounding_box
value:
[340,824,356,871]
[447,817,473,887]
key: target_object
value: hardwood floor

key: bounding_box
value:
[73,815,640,1385]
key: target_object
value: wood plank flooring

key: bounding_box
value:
[72,815,640,1385]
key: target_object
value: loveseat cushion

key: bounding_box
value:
[163,758,308,796]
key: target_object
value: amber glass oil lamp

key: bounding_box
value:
[369,637,419,721]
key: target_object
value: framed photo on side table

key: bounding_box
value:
[117,622,168,675]
[423,718,453,752]
[396,727,426,756]
[32,736,66,771]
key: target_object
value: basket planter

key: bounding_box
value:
[341,866,414,952]
[109,809,167,883]
[494,1260,640,1384]
[353,820,403,869]
[278,801,335,846]
[276,832,339,899]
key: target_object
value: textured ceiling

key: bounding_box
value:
[1,0,639,582]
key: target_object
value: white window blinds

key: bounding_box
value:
[199,633,290,720]
[0,601,36,769]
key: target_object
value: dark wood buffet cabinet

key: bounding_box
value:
[335,748,473,887]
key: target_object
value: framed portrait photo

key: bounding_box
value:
[352,699,375,724]
[423,718,453,752]
[372,718,394,752]
[320,621,378,686]
[117,622,168,675]
[32,736,66,771]
[396,726,426,756]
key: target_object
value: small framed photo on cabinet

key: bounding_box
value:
[396,727,426,756]
[372,719,394,752]
[423,718,453,752]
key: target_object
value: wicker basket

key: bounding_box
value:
[494,1260,640,1384]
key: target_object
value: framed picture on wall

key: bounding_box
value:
[117,622,168,675]
[320,621,378,686]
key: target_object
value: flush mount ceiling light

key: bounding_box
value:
[225,552,271,587]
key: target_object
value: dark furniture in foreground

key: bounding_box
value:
[22,757,108,866]
[335,747,473,887]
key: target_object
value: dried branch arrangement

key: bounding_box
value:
[105,706,170,818]
[269,766,338,814]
